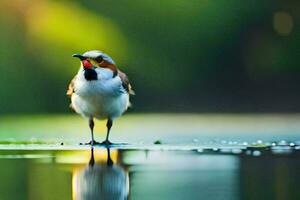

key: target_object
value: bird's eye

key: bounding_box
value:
[95,56,103,63]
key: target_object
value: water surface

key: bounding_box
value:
[0,143,299,200]
[0,114,299,199]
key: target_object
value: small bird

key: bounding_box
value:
[67,50,133,145]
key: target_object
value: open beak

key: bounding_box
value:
[72,54,86,61]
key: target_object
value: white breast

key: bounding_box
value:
[71,67,130,120]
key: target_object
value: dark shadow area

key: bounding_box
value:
[240,151,300,199]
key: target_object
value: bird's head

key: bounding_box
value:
[72,50,117,73]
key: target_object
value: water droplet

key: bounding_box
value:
[212,148,219,151]
[253,150,261,156]
[257,140,263,144]
[289,142,295,147]
[197,149,203,153]
[193,139,199,143]
[242,142,248,146]
[295,146,300,150]
[232,149,242,154]
[271,142,277,146]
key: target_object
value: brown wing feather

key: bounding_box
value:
[66,75,77,97]
[118,70,134,95]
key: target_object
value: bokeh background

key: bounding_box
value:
[0,0,299,114]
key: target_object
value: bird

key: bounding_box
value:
[67,50,133,146]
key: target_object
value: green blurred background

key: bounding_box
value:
[0,0,299,114]
[0,2,299,199]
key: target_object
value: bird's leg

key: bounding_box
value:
[89,147,95,167]
[106,147,113,166]
[84,118,100,145]
[101,119,113,146]
[89,118,95,143]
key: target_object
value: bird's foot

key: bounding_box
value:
[100,140,113,146]
[79,140,101,146]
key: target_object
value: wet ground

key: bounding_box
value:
[0,114,300,199]
[0,143,300,200]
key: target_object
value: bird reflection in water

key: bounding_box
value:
[73,148,129,200]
